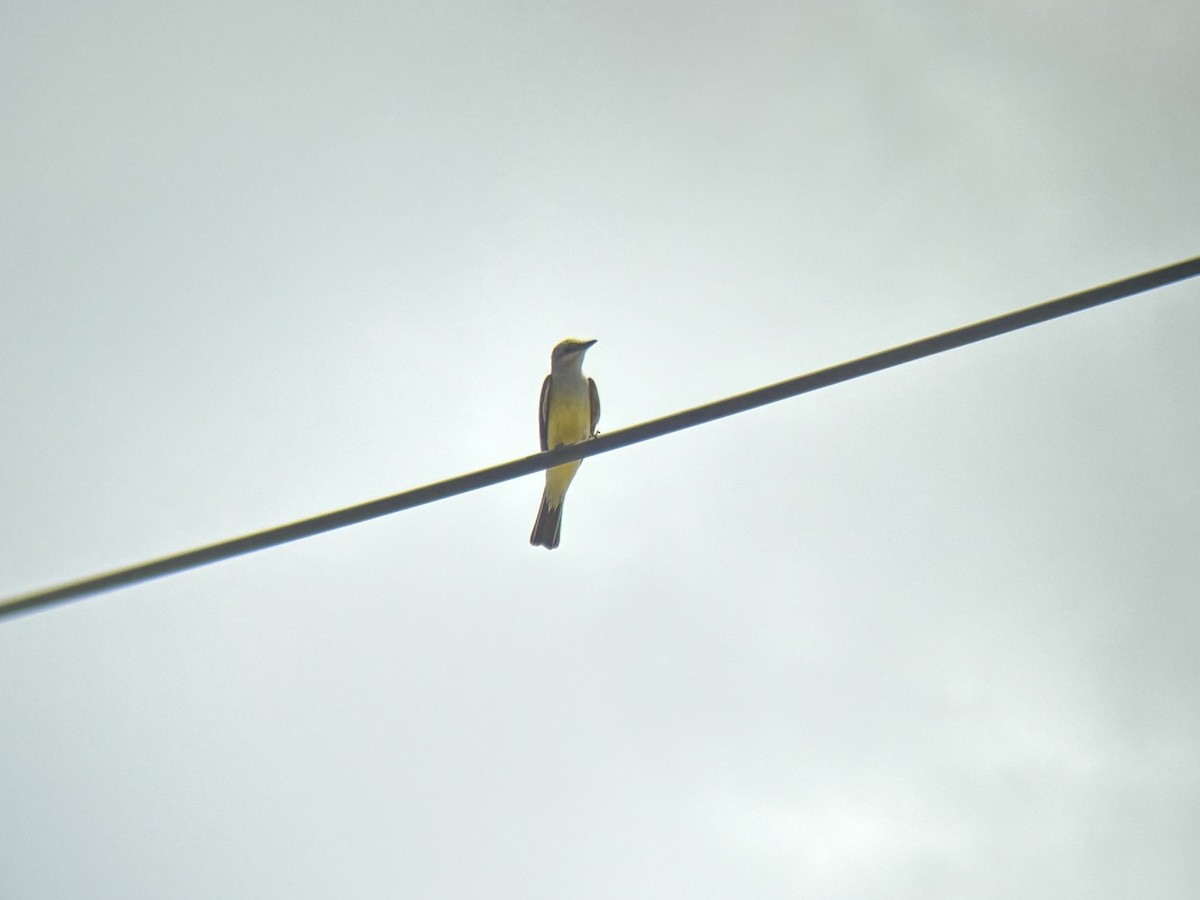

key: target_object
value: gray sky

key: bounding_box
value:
[2,1,1199,897]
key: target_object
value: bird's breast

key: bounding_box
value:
[546,392,592,448]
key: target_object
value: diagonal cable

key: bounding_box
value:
[2,255,1198,621]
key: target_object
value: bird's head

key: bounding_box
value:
[550,338,597,367]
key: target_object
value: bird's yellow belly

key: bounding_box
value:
[544,394,591,505]
[546,394,591,447]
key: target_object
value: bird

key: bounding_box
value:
[530,338,600,549]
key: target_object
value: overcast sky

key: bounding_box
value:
[2,1,1199,897]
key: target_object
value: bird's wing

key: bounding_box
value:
[538,375,552,451]
[588,377,601,436]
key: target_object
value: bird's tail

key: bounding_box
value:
[529,494,564,549]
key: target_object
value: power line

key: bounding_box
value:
[2,255,1198,622]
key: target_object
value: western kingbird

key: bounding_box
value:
[530,338,600,549]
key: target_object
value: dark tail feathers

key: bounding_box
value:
[530,495,563,549]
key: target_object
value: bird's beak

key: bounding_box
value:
[582,339,598,349]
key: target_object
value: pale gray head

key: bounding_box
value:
[550,338,597,369]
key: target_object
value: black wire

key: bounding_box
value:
[3,255,1198,621]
